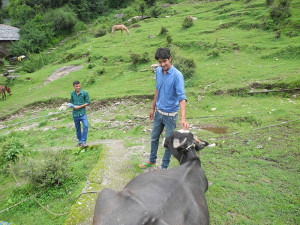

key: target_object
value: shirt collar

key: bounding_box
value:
[165,65,174,75]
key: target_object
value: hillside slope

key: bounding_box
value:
[0,0,299,119]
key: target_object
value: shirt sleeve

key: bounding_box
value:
[84,91,90,105]
[71,92,74,104]
[176,74,187,102]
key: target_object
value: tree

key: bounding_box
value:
[140,4,145,17]
[145,0,156,6]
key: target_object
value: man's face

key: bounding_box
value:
[73,83,81,92]
[158,57,172,72]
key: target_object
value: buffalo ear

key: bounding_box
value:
[194,139,209,151]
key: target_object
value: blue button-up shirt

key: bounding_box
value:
[71,89,90,117]
[155,65,187,113]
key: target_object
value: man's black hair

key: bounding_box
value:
[73,81,80,86]
[155,48,171,60]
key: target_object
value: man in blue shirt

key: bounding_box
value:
[70,81,90,147]
[139,48,189,170]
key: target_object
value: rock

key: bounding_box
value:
[114,13,125,19]
[127,16,143,22]
[148,35,156,39]
[162,3,171,8]
[150,64,159,72]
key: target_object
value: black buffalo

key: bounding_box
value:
[93,130,209,225]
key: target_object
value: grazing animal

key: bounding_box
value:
[93,130,209,225]
[111,24,130,36]
[0,85,12,101]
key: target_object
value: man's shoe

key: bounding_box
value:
[139,161,156,169]
[76,143,82,147]
[81,143,88,148]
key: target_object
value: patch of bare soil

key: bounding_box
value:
[44,65,83,85]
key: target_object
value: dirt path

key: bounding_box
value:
[44,65,83,85]
[65,138,149,225]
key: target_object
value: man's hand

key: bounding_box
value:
[74,106,81,110]
[181,120,189,130]
[149,108,155,120]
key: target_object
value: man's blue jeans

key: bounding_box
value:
[149,111,178,169]
[73,114,88,144]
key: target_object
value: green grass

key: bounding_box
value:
[0,0,299,224]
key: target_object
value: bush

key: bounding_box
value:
[13,150,72,188]
[94,27,106,38]
[150,6,162,18]
[130,51,150,66]
[269,0,291,24]
[44,7,78,35]
[145,0,156,6]
[166,34,173,45]
[1,138,24,162]
[173,56,196,79]
[160,26,168,35]
[21,53,56,73]
[182,16,194,28]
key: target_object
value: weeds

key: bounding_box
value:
[182,16,193,28]
[173,55,196,79]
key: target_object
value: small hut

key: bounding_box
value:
[0,24,20,57]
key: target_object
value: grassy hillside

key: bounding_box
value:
[0,0,299,224]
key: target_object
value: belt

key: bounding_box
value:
[157,109,178,117]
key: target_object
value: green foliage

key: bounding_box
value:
[159,26,168,35]
[130,51,150,66]
[269,0,291,24]
[182,16,193,28]
[94,27,107,37]
[106,0,131,8]
[150,6,162,18]
[166,34,173,44]
[145,0,156,6]
[14,150,72,188]
[7,0,35,26]
[20,53,57,73]
[140,3,145,17]
[173,55,196,79]
[44,7,78,35]
[1,138,24,162]
[9,14,54,55]
[266,0,274,6]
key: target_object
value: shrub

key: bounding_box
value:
[145,0,156,6]
[209,48,220,58]
[166,35,173,45]
[266,0,274,6]
[14,150,72,188]
[44,7,78,35]
[150,6,162,18]
[182,16,193,28]
[269,0,291,24]
[21,53,56,73]
[160,26,168,35]
[130,51,150,66]
[1,138,24,162]
[173,56,196,79]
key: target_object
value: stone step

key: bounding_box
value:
[6,75,22,79]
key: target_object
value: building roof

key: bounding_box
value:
[0,24,20,41]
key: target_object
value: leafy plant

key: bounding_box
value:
[1,138,24,162]
[160,26,168,35]
[166,34,173,45]
[15,150,73,188]
[94,27,107,37]
[182,16,193,28]
[173,55,196,79]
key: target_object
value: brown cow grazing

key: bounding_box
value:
[111,24,130,36]
[93,130,209,225]
[0,85,12,101]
